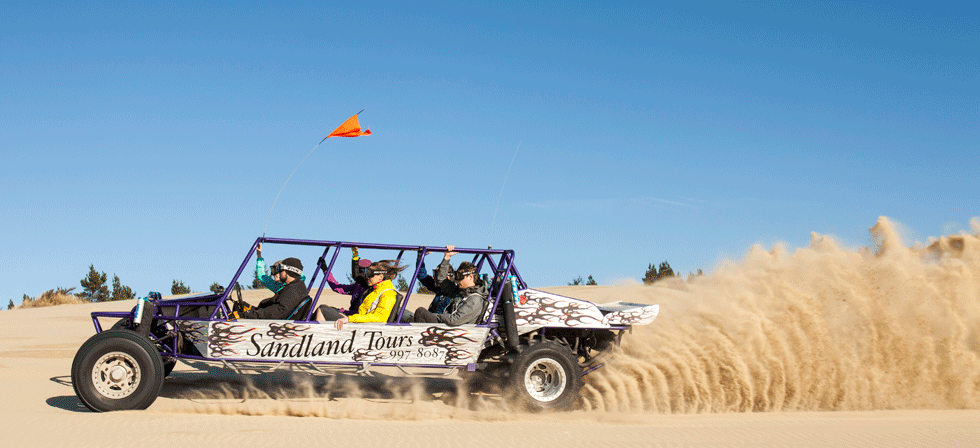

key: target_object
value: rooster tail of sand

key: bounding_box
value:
[584,216,980,413]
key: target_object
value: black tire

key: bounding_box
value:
[114,318,179,377]
[111,317,177,378]
[507,341,582,411]
[71,330,165,412]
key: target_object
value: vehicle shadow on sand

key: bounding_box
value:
[46,395,90,412]
[47,376,91,412]
[46,369,506,412]
[159,367,505,410]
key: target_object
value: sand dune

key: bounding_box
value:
[3,217,980,447]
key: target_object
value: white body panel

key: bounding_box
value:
[598,302,660,326]
[513,289,660,328]
[514,289,608,328]
[186,320,489,366]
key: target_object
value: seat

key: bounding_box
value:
[480,278,505,324]
[287,296,313,321]
[386,292,405,323]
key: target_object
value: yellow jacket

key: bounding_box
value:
[348,279,397,323]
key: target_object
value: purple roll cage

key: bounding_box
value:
[87,237,558,371]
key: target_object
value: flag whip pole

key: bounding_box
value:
[488,141,521,248]
[262,110,367,237]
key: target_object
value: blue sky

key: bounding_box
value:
[2,1,977,305]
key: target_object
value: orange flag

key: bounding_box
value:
[327,114,372,138]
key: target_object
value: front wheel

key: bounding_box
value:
[508,341,582,411]
[71,330,165,412]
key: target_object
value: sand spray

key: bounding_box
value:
[163,216,980,417]
[582,216,980,412]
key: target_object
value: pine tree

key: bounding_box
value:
[586,275,598,286]
[568,276,584,286]
[250,271,265,289]
[79,265,110,302]
[171,280,191,295]
[657,261,675,280]
[210,282,226,295]
[396,275,410,292]
[6,299,13,310]
[642,263,658,284]
[111,275,135,301]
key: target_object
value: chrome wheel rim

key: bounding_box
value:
[92,351,141,399]
[523,357,567,402]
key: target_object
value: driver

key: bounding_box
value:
[232,257,311,320]
[255,243,306,292]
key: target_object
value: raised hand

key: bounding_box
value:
[445,245,458,259]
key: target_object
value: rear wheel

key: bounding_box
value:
[507,341,582,411]
[71,330,164,412]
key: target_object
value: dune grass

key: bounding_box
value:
[19,288,88,308]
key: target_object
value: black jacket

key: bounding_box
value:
[241,279,311,320]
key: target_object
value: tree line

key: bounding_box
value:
[391,260,705,292]
[567,261,704,287]
[6,264,234,310]
[4,259,707,310]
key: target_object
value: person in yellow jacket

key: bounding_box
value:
[315,259,407,330]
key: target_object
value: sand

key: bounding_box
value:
[3,217,980,447]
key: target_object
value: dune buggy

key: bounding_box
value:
[71,238,659,412]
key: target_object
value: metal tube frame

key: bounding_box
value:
[88,237,530,371]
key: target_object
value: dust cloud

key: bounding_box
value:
[583,216,980,413]
[161,366,521,420]
[164,216,980,417]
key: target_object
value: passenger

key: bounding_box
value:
[233,257,311,320]
[315,260,407,330]
[398,258,454,322]
[412,246,489,326]
[418,259,455,313]
[255,243,306,292]
[320,247,372,316]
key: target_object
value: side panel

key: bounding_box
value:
[181,321,210,356]
[514,289,608,328]
[204,321,489,366]
[601,304,660,325]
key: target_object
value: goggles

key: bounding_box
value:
[270,262,302,276]
[453,269,476,281]
[365,268,389,278]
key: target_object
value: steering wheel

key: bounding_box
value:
[225,284,247,316]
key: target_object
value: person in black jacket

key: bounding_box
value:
[233,257,311,320]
